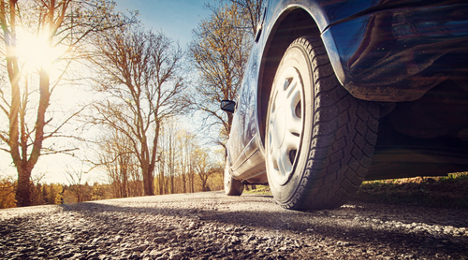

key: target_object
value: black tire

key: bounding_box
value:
[224,161,244,196]
[265,36,379,210]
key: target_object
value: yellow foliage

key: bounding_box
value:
[48,184,63,204]
[0,179,16,209]
[63,189,77,204]
[207,170,224,192]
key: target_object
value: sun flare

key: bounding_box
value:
[16,29,65,72]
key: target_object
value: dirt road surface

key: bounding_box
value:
[1,191,467,259]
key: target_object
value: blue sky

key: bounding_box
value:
[114,0,216,47]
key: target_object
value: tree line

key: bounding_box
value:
[0,0,265,208]
[0,171,225,209]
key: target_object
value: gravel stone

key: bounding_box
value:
[1,192,467,259]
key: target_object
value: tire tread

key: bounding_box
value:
[279,36,379,210]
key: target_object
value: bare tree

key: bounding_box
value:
[178,130,196,194]
[224,0,266,36]
[0,0,131,206]
[194,147,222,192]
[92,131,141,198]
[155,120,179,195]
[154,124,213,194]
[65,166,90,203]
[166,122,177,194]
[189,3,251,147]
[90,25,188,196]
[30,172,46,205]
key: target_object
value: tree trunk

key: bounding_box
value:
[142,166,155,196]
[201,175,208,192]
[121,159,128,198]
[182,173,186,193]
[158,170,165,195]
[190,173,194,193]
[15,167,32,207]
[14,70,49,207]
[170,174,174,194]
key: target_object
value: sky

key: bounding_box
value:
[0,0,217,185]
[114,0,215,47]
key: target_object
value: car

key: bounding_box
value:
[221,0,468,211]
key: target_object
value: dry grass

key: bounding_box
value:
[354,172,468,209]
[245,172,468,209]
[244,185,272,195]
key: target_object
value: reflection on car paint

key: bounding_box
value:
[227,46,260,169]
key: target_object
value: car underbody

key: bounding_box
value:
[369,77,468,180]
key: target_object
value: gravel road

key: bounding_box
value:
[1,191,467,259]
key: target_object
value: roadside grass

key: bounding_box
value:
[245,172,468,209]
[244,185,272,195]
[354,172,468,209]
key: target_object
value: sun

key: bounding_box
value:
[16,29,65,72]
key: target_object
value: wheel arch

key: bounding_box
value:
[257,7,322,147]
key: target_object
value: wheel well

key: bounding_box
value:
[258,8,321,146]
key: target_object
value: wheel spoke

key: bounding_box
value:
[271,147,281,171]
[278,145,292,175]
[286,113,302,135]
[284,131,300,151]
[282,77,293,91]
[284,74,303,135]
[268,137,276,156]
[285,76,300,98]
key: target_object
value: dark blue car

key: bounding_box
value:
[221,0,468,210]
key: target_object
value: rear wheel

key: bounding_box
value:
[265,36,379,210]
[224,161,244,196]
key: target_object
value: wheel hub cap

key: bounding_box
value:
[267,67,304,185]
[272,107,286,149]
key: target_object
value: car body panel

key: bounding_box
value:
[226,0,468,182]
[226,46,266,180]
[262,0,468,102]
[323,2,468,101]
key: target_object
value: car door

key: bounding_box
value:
[227,44,265,179]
